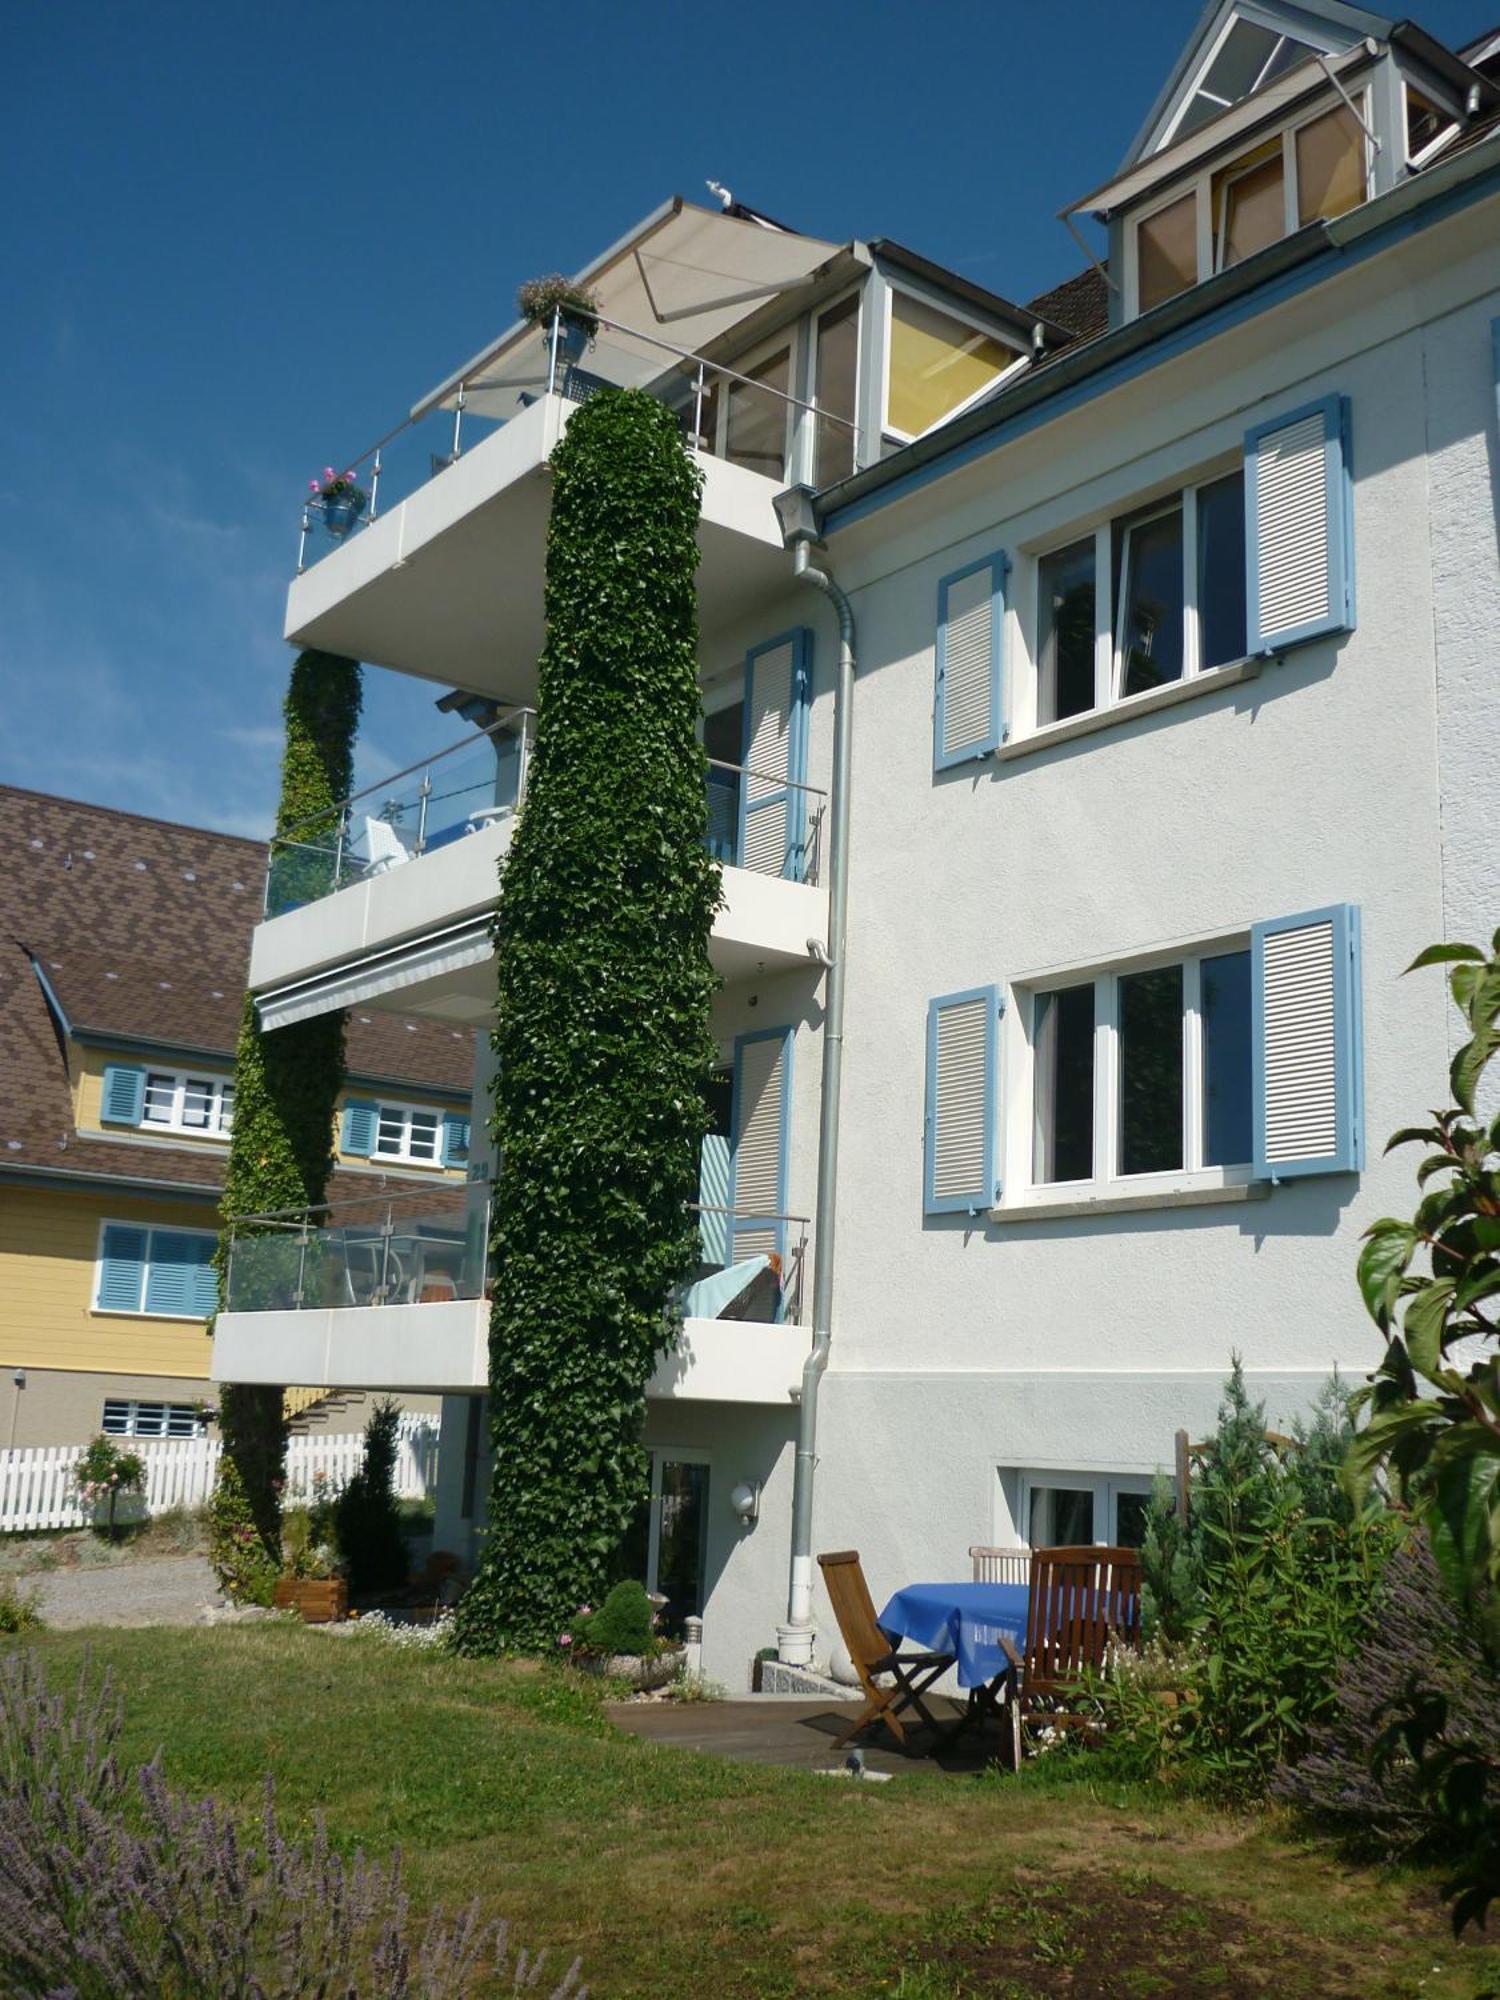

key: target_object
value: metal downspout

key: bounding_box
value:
[778,537,855,1661]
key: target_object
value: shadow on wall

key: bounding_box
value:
[922,1172,1357,1247]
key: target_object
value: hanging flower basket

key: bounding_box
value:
[516,276,601,372]
[309,467,368,539]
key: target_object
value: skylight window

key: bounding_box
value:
[1168,17,1320,145]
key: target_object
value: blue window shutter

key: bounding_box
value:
[100,1063,145,1127]
[144,1231,217,1317]
[924,987,1003,1215]
[934,554,1007,771]
[697,1132,732,1268]
[1251,904,1362,1181]
[729,1027,793,1269]
[442,1113,471,1168]
[341,1100,378,1157]
[739,630,813,881]
[1244,394,1354,654]
[96,1225,147,1312]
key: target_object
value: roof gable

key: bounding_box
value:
[1124,0,1391,167]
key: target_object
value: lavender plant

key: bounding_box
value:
[0,1650,585,1997]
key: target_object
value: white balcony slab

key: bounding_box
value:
[285,394,793,697]
[211,1299,808,1404]
[252,845,828,1029]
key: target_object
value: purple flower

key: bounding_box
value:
[558,1633,572,1648]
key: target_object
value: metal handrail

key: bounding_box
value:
[270,707,536,852]
[296,302,861,570]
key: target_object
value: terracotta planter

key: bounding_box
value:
[273,1576,348,1624]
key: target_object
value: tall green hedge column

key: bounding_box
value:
[210,650,362,1602]
[454,392,720,1654]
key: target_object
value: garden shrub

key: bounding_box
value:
[572,1580,656,1658]
[454,391,719,1656]
[1274,1535,1500,1851]
[71,1436,145,1542]
[0,1649,585,1997]
[1125,1363,1401,1797]
[206,1454,280,1605]
[0,1578,42,1635]
[213,648,362,1590]
[334,1399,409,1598]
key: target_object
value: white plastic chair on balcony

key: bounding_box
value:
[363,818,411,877]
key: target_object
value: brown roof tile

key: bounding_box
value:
[1,787,473,1190]
[1026,266,1111,343]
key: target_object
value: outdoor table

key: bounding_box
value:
[878,1580,1030,1730]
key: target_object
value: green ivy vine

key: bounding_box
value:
[210,650,362,1601]
[453,391,720,1654]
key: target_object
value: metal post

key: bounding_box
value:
[415,770,432,855]
[294,1219,309,1310]
[332,804,347,892]
[548,309,562,396]
[297,507,310,576]
[691,362,706,451]
[452,383,466,463]
[380,1206,393,1306]
[369,446,382,521]
[516,711,532,810]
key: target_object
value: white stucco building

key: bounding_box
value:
[214,0,1500,1688]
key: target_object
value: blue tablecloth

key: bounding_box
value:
[878,1581,1029,1690]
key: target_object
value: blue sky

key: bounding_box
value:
[1,0,1489,838]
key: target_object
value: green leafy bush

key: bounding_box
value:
[571,1580,657,1659]
[454,391,718,1656]
[206,1455,280,1605]
[333,1400,408,1598]
[72,1437,145,1542]
[1124,1365,1401,1797]
[0,1575,43,1633]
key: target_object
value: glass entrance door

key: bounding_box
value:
[651,1458,710,1638]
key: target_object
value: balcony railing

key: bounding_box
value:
[263,716,828,920]
[223,1186,808,1327]
[296,305,861,573]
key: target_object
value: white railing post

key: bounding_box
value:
[297,506,311,576]
[691,362,707,451]
[547,309,562,396]
[368,446,382,521]
[452,383,466,462]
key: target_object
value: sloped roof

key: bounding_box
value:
[1024,267,1111,343]
[0,786,473,1192]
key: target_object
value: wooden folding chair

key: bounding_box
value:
[817,1550,955,1749]
[996,1545,1142,1768]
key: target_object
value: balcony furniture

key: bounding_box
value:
[464,802,515,835]
[877,1579,1030,1705]
[679,1253,778,1322]
[363,817,411,876]
[817,1550,957,1749]
[993,1545,1143,1769]
[970,1545,1034,1585]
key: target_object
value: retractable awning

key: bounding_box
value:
[412,198,843,423]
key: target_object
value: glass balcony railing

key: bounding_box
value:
[263,711,534,920]
[224,1184,491,1315]
[294,306,861,574]
[223,1187,808,1328]
[263,718,827,920]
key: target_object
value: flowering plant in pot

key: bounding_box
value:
[272,1482,348,1622]
[560,1579,684,1689]
[308,465,368,537]
[515,274,601,368]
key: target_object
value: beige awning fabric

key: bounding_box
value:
[412,199,843,423]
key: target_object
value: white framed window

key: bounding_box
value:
[1020,937,1254,1202]
[141,1068,234,1139]
[93,1221,218,1319]
[810,289,861,486]
[1157,14,1328,151]
[373,1101,443,1166]
[1029,465,1246,730]
[711,324,803,485]
[1403,80,1461,167]
[1016,1471,1154,1550]
[1127,90,1371,317]
[102,1398,206,1440]
[881,286,1027,445]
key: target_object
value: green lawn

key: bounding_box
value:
[23,1627,1500,1999]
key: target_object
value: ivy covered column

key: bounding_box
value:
[209,649,362,1602]
[454,391,720,1654]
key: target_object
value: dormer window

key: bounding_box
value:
[1129,94,1368,316]
[1165,16,1322,147]
[883,291,1023,444]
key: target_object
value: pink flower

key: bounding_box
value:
[308,479,320,492]
[323,466,335,481]
[558,1633,572,1648]
[578,1604,592,1617]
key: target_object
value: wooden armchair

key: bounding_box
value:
[996,1545,1142,1767]
[817,1550,955,1749]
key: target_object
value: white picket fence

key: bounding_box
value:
[0,1417,439,1535]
